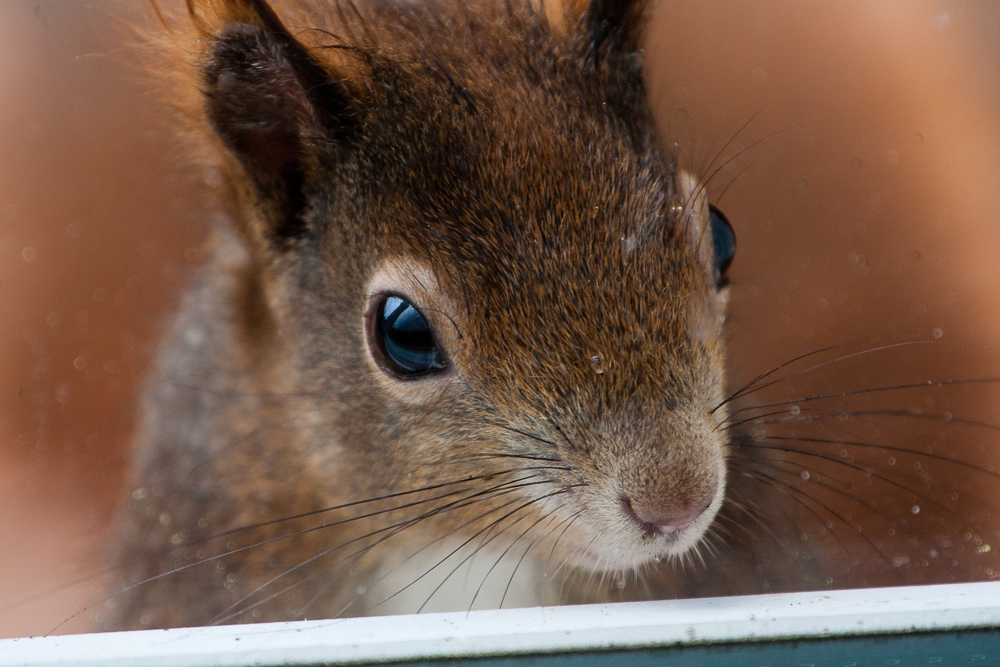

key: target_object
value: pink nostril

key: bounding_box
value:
[621,496,710,536]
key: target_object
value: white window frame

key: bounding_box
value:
[2,581,998,666]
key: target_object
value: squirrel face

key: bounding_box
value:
[182,0,734,580]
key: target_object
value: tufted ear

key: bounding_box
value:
[190,0,358,243]
[576,0,651,60]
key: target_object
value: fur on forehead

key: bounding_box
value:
[292,0,674,255]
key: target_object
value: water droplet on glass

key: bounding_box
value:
[932,328,943,339]
[590,354,605,374]
[911,505,920,515]
[22,246,37,263]
[800,471,810,481]
[614,572,627,590]
[942,412,952,422]
[789,405,801,416]
[887,457,896,465]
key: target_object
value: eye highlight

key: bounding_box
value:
[709,204,735,286]
[370,295,446,377]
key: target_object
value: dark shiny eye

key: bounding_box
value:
[371,295,446,377]
[709,204,735,286]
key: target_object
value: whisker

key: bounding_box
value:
[545,511,584,568]
[712,502,756,540]
[718,406,805,433]
[499,510,572,609]
[52,472,541,634]
[178,471,522,548]
[411,489,575,614]
[453,452,565,464]
[731,443,956,516]
[488,422,558,448]
[758,434,1000,481]
[228,483,549,625]
[730,469,853,561]
[548,416,583,453]
[751,407,1000,434]
[738,464,904,582]
[727,377,1000,419]
[694,109,763,195]
[686,121,800,249]
[718,482,786,547]
[46,478,493,634]
[713,341,867,415]
[741,453,952,551]
[469,506,565,613]
[345,479,563,616]
[718,340,955,413]
[712,159,755,208]
[212,476,559,625]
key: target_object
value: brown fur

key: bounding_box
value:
[107,0,820,629]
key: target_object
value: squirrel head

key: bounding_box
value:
[180,0,734,572]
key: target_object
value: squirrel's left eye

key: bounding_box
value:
[370,295,446,378]
[709,204,735,287]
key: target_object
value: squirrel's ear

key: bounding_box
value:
[576,0,651,59]
[192,0,357,242]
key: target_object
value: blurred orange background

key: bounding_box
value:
[2,0,999,637]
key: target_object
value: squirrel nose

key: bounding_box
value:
[621,495,711,535]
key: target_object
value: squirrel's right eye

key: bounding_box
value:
[709,204,735,287]
[371,296,446,377]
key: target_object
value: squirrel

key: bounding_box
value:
[103,0,998,631]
